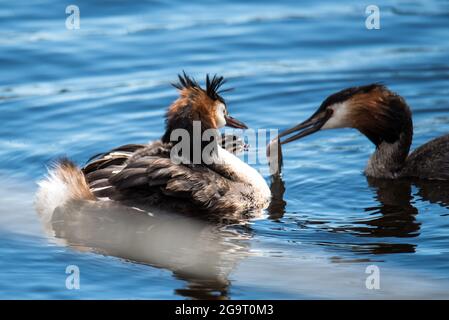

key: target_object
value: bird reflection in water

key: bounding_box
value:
[332,178,449,255]
[267,141,449,256]
[335,178,449,254]
[339,177,420,255]
[43,200,254,300]
[267,174,287,220]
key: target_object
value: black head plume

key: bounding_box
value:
[206,74,230,101]
[172,71,200,91]
[172,71,230,102]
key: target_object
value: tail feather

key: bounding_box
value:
[35,158,95,222]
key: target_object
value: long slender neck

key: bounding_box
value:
[211,147,270,196]
[163,120,220,165]
[364,120,413,179]
[212,147,261,182]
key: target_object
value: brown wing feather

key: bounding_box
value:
[83,143,147,174]
[109,156,245,212]
[82,141,250,213]
[82,144,147,198]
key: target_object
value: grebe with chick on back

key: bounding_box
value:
[36,73,271,219]
[270,84,449,180]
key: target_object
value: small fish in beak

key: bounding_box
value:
[275,109,332,145]
[266,101,336,175]
[267,109,332,157]
[267,137,283,175]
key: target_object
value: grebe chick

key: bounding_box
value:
[37,73,271,219]
[272,84,449,180]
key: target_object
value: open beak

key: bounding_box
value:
[266,110,330,160]
[273,109,331,145]
[225,115,248,129]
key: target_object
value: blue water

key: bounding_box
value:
[1,0,449,299]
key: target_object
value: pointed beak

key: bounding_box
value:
[225,115,248,129]
[272,109,331,145]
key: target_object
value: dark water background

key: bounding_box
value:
[1,0,449,299]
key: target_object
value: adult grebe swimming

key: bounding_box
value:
[271,84,449,180]
[37,73,270,218]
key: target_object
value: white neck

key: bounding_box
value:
[214,147,271,199]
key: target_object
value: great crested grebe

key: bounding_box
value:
[36,73,271,218]
[271,84,449,180]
